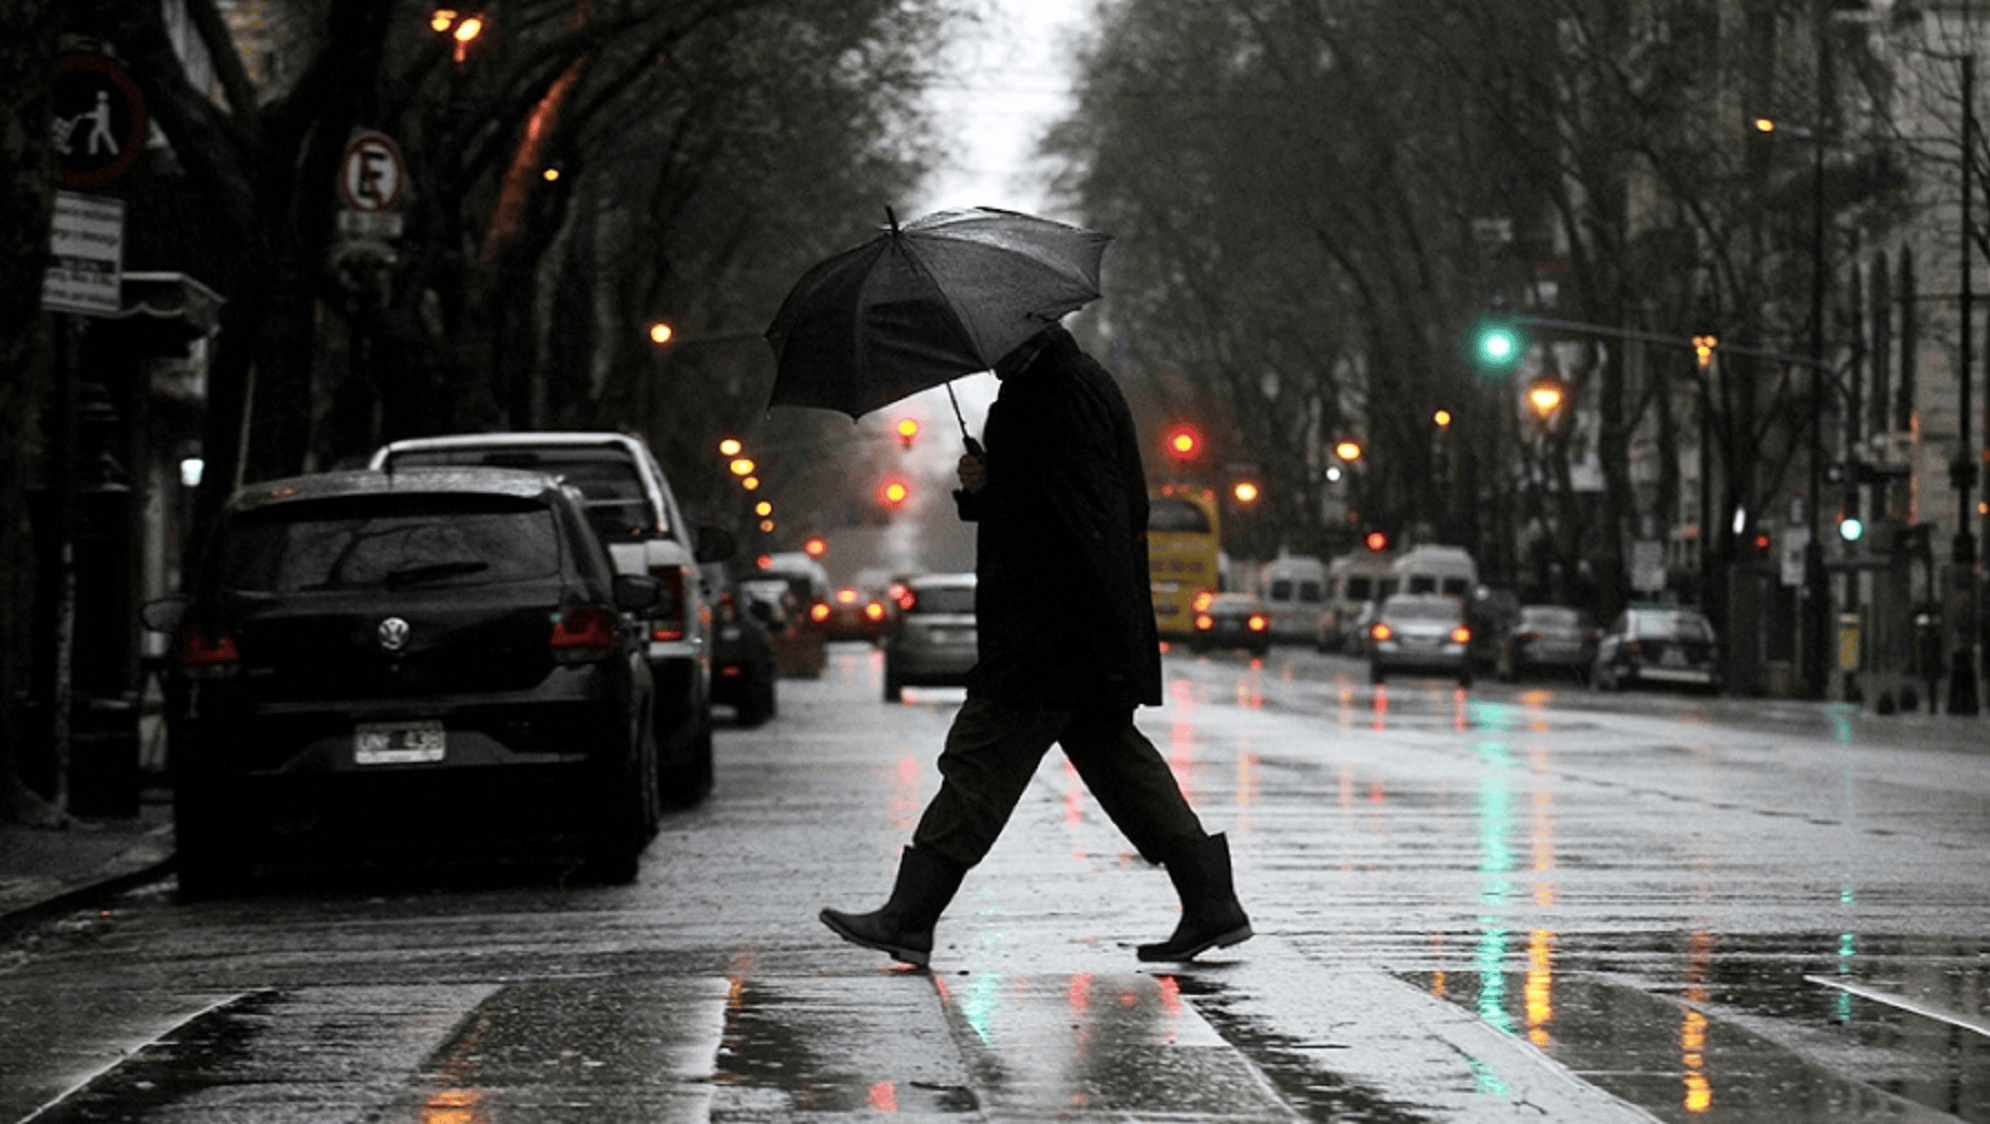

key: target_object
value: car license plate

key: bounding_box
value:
[1660,648,1687,668]
[355,720,446,764]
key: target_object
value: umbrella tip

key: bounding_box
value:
[886,206,899,234]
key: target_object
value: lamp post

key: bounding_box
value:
[1754,113,1833,700]
[1951,55,1981,716]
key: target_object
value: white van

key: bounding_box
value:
[1391,545,1478,599]
[1318,552,1398,652]
[1258,554,1326,643]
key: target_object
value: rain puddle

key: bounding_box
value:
[1403,931,1990,1122]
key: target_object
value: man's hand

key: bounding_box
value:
[957,450,986,493]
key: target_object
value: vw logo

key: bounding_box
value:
[376,617,411,652]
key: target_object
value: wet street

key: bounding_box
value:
[3,643,1987,1123]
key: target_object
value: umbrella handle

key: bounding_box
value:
[964,436,984,457]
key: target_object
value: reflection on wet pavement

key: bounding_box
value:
[934,970,1298,1120]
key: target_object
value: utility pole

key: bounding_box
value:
[1952,55,1982,716]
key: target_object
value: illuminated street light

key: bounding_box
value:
[729,457,755,477]
[1333,439,1363,463]
[648,321,674,346]
[719,437,742,457]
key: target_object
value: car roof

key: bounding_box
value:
[906,572,975,588]
[374,431,652,456]
[225,467,565,512]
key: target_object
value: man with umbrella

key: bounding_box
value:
[768,208,1251,967]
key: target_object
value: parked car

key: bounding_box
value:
[752,552,832,677]
[705,565,777,727]
[822,583,891,644]
[1191,592,1272,656]
[1367,592,1474,687]
[369,431,732,804]
[883,573,978,702]
[142,468,664,895]
[743,579,826,679]
[1592,606,1721,693]
[1497,604,1598,682]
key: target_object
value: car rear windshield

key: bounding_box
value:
[1639,612,1715,641]
[215,494,563,593]
[1525,607,1584,629]
[1149,498,1212,534]
[1386,600,1461,622]
[388,447,659,541]
[909,586,975,614]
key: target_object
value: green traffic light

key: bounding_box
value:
[1475,321,1520,370]
[1838,517,1864,543]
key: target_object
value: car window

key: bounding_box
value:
[217,495,562,592]
[1298,580,1323,602]
[1346,577,1372,600]
[908,586,975,614]
[1385,599,1461,622]
[1270,579,1293,600]
[1526,607,1582,629]
[385,446,665,539]
[1149,498,1212,534]
[1639,612,1715,642]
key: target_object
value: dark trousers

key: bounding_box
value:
[911,692,1206,868]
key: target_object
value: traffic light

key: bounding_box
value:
[647,320,674,346]
[1333,439,1363,463]
[1231,480,1260,505]
[1164,424,1202,462]
[1472,317,1522,374]
[896,417,919,449]
[1433,408,1453,430]
[880,476,909,510]
[1365,530,1390,552]
[804,535,829,557]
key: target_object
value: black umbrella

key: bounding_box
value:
[764,207,1110,441]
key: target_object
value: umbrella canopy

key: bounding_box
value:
[764,207,1111,423]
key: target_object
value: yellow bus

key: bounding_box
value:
[1148,485,1221,639]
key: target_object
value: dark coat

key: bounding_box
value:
[955,326,1163,709]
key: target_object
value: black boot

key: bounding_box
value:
[820,845,967,968]
[1136,833,1252,962]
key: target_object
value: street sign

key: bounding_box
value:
[1631,539,1665,593]
[1781,528,1810,588]
[337,131,407,213]
[41,191,124,316]
[53,52,147,189]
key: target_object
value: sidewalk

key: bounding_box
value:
[0,784,175,935]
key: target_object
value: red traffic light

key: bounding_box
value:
[1164,424,1202,462]
[880,477,909,509]
[804,536,828,558]
[1365,530,1390,552]
[896,417,919,449]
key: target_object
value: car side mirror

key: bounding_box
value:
[694,524,737,564]
[140,598,187,633]
[613,574,663,613]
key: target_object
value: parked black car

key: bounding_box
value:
[1592,605,1722,694]
[143,468,664,896]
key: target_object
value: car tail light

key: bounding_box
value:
[836,588,860,605]
[896,589,918,612]
[178,624,241,679]
[717,590,740,624]
[1248,613,1269,632]
[1369,622,1393,642]
[646,564,689,642]
[864,601,886,622]
[810,602,830,623]
[1450,625,1473,644]
[1194,613,1215,632]
[551,605,621,663]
